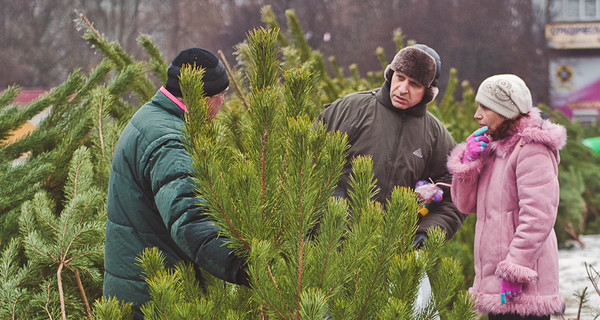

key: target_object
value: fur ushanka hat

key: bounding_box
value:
[384,44,441,105]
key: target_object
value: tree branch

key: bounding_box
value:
[79,13,103,41]
[218,50,250,110]
[295,165,305,320]
[98,96,105,158]
[44,281,54,320]
[74,269,93,319]
[57,263,67,320]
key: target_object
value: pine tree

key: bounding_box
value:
[93,25,478,320]
[0,239,30,318]
[0,12,165,247]
[0,12,168,319]
[538,106,600,247]
[0,72,87,249]
[0,147,105,319]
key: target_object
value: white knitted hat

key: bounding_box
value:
[475,74,532,119]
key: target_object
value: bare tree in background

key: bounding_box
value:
[424,0,548,102]
[0,0,148,88]
[76,0,143,52]
[231,0,547,102]
[0,0,264,88]
[0,0,548,103]
[0,1,86,87]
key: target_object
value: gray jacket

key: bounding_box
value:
[316,81,465,239]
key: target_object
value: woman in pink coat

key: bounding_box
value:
[447,74,566,320]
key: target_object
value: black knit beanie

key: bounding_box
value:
[165,48,229,97]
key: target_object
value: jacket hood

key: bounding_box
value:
[489,108,567,159]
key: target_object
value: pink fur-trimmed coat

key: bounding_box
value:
[447,108,566,316]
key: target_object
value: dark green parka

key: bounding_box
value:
[104,88,245,316]
[316,81,465,239]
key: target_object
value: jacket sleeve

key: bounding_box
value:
[416,127,466,240]
[147,135,246,284]
[446,143,484,214]
[495,142,559,284]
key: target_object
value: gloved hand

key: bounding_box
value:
[415,180,444,216]
[463,126,489,162]
[236,261,250,287]
[413,231,428,249]
[500,278,522,304]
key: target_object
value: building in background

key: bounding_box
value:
[1,89,49,145]
[546,0,600,125]
[1,89,50,166]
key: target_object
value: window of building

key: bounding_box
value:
[550,0,600,21]
[585,0,598,17]
[572,109,599,126]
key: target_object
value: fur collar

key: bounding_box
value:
[487,108,567,159]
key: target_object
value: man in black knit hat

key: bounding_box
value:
[316,44,465,248]
[104,48,247,319]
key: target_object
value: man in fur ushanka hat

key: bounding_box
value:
[317,44,464,248]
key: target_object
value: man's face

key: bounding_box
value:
[389,71,426,109]
[207,88,227,119]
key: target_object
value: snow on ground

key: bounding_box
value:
[553,234,600,320]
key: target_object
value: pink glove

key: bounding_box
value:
[463,126,489,162]
[500,279,522,304]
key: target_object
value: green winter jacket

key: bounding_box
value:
[104,88,245,315]
[316,82,465,239]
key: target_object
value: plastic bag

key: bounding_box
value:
[415,180,444,216]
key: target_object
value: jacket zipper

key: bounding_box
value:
[387,112,407,183]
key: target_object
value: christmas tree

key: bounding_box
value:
[0,14,166,319]
[94,24,477,319]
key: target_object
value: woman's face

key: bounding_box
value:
[474,103,506,134]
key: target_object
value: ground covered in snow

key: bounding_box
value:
[554,234,600,320]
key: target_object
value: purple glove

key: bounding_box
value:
[463,126,489,162]
[500,279,522,304]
